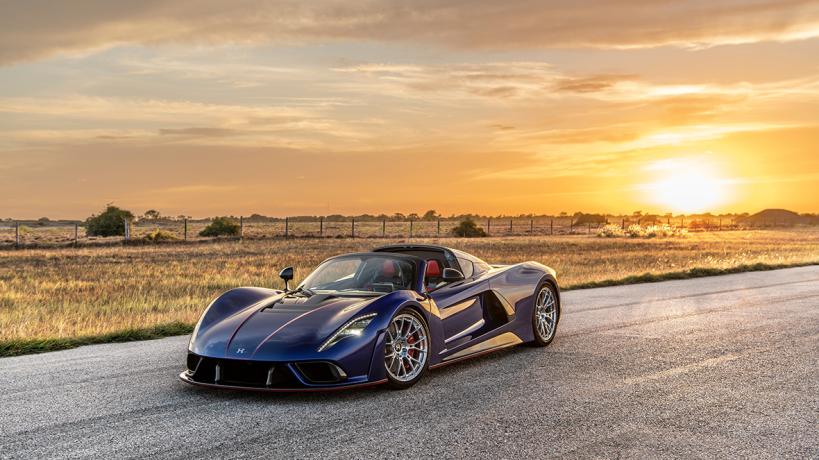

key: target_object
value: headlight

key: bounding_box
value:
[318,313,377,352]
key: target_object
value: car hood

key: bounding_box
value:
[192,292,379,359]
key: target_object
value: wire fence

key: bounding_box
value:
[0,215,814,249]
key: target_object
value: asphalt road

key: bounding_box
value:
[2,266,818,459]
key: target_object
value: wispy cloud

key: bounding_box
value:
[3,1,819,65]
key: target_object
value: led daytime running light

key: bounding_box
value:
[318,313,377,352]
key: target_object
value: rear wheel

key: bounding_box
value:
[384,308,429,389]
[531,283,559,346]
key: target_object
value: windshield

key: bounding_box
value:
[299,255,416,294]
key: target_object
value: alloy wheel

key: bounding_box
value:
[384,313,428,382]
[534,286,557,341]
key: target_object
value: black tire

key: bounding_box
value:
[529,281,560,347]
[384,308,430,390]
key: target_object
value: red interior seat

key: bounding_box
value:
[382,259,396,276]
[426,259,441,278]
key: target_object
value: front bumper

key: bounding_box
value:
[180,352,385,392]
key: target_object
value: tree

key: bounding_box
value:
[85,204,134,237]
[200,217,240,237]
[422,210,438,221]
[142,209,161,221]
[451,219,487,237]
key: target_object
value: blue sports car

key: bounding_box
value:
[180,244,560,391]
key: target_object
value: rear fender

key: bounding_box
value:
[489,263,558,342]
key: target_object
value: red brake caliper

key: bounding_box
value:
[407,334,417,365]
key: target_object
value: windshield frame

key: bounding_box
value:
[297,252,423,295]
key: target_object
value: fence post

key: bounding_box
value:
[409,220,413,238]
[284,217,289,239]
[681,217,685,228]
[622,218,625,229]
[74,223,79,246]
[588,223,591,234]
[718,218,722,231]
[437,218,441,237]
[550,219,553,235]
[530,219,534,233]
[15,221,19,248]
[509,219,513,233]
[569,219,573,234]
[320,216,324,236]
[487,218,491,234]
[183,218,188,241]
[351,218,355,238]
[382,219,386,237]
[239,216,244,240]
[123,217,130,243]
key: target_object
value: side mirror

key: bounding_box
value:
[279,266,294,290]
[442,268,465,283]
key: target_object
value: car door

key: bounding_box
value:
[428,259,488,348]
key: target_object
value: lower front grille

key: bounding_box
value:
[187,353,300,389]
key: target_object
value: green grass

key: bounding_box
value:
[0,321,193,357]
[1,259,815,357]
[564,261,819,290]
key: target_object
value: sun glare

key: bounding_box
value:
[643,158,729,213]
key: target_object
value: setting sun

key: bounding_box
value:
[643,158,730,214]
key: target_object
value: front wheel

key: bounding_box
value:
[530,282,559,346]
[384,308,429,390]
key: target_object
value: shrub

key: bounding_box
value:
[597,224,624,238]
[601,223,687,239]
[85,205,134,237]
[626,224,644,238]
[643,224,675,238]
[143,229,177,242]
[451,219,487,237]
[200,217,240,237]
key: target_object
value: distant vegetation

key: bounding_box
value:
[451,219,487,237]
[3,207,818,249]
[142,229,177,242]
[738,209,807,225]
[199,216,240,237]
[85,205,134,237]
[572,213,608,226]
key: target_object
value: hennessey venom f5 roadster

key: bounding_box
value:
[180,244,559,391]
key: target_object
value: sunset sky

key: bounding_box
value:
[2,1,819,219]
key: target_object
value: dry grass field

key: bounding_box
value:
[1,228,818,355]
